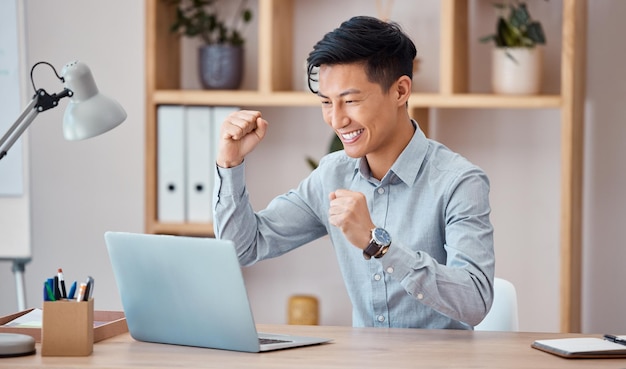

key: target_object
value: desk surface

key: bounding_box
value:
[4,324,626,368]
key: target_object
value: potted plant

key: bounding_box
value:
[480,1,546,95]
[166,0,253,89]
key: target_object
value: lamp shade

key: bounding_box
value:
[61,61,127,141]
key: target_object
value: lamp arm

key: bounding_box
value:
[0,97,38,161]
[0,88,73,161]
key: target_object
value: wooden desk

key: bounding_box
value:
[4,324,626,368]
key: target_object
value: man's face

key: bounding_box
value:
[317,63,401,160]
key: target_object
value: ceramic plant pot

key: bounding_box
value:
[492,47,543,95]
[199,44,243,90]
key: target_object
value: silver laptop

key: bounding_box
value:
[104,231,331,352]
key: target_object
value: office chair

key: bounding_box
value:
[474,278,519,331]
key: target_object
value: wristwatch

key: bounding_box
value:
[363,227,391,260]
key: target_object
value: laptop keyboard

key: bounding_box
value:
[259,337,293,345]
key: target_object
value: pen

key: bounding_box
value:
[46,278,56,300]
[76,282,87,302]
[83,276,94,301]
[53,275,61,300]
[68,281,77,300]
[57,268,67,299]
[603,334,626,346]
[44,280,55,301]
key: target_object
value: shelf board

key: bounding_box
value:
[153,90,320,107]
[411,93,562,109]
[152,90,561,109]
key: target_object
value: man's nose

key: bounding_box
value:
[329,106,348,129]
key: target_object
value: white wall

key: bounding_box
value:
[581,1,626,334]
[0,0,145,316]
[0,0,624,334]
[0,0,30,312]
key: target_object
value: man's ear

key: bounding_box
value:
[394,75,412,106]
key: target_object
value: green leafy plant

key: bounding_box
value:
[166,0,253,46]
[480,1,546,48]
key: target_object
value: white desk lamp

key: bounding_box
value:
[1,60,126,159]
[0,61,126,355]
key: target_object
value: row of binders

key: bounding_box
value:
[157,105,238,223]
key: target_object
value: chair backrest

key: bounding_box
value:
[474,278,519,331]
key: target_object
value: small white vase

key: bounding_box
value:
[492,47,543,95]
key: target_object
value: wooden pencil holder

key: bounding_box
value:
[41,298,94,356]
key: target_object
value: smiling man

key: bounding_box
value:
[213,16,494,330]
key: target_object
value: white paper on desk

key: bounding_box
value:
[185,106,213,223]
[532,337,626,358]
[2,308,42,328]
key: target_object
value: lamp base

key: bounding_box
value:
[0,333,36,358]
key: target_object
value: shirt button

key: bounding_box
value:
[377,315,385,322]
[417,293,424,300]
[386,267,394,274]
[373,274,381,281]
[377,188,385,195]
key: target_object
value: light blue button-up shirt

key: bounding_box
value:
[214,123,494,329]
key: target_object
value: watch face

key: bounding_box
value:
[373,228,391,246]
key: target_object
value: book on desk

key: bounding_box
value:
[532,335,626,358]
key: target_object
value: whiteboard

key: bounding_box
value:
[0,0,31,261]
[0,0,24,196]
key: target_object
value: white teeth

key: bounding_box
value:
[342,129,363,140]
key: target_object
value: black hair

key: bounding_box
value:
[306,16,417,94]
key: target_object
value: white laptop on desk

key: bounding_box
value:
[104,231,331,353]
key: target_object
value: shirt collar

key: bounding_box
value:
[356,120,429,186]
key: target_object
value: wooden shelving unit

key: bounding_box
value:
[144,0,587,332]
